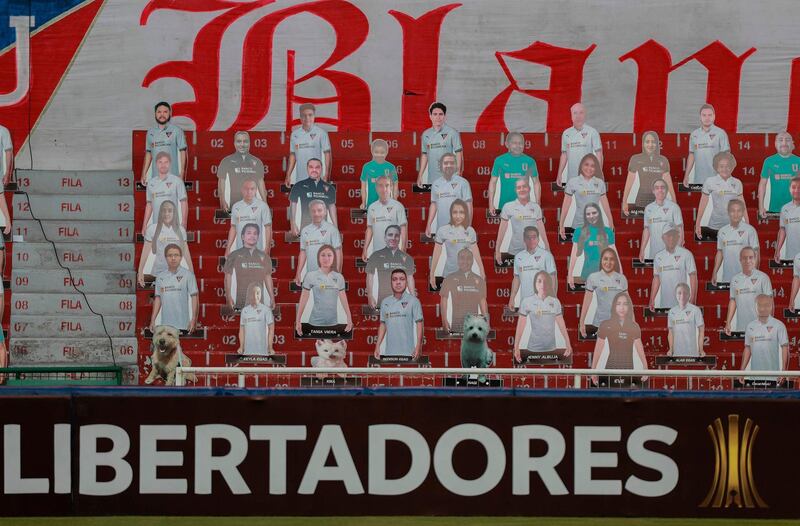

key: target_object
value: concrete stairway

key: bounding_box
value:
[9,170,138,383]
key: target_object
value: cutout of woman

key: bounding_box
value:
[237,282,275,355]
[568,202,616,289]
[429,199,485,289]
[579,248,628,339]
[622,131,675,215]
[559,153,614,239]
[137,200,193,287]
[295,244,353,335]
[514,271,572,362]
[591,292,648,387]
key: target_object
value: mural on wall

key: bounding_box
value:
[1,0,800,168]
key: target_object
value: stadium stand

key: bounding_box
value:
[127,128,795,386]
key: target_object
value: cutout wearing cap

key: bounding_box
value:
[662,223,681,236]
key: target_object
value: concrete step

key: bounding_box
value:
[11,315,136,338]
[12,269,135,294]
[13,194,134,221]
[11,293,136,317]
[14,220,135,243]
[12,242,135,270]
[15,170,134,195]
[9,337,137,365]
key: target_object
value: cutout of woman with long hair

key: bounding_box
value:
[137,200,192,287]
[568,202,616,288]
[296,244,353,336]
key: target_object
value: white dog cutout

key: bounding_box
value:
[145,325,196,386]
[311,339,348,378]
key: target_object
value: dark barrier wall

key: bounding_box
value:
[0,392,796,517]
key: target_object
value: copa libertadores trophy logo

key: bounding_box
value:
[700,414,767,509]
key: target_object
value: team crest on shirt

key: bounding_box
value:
[451,183,458,189]
[793,164,799,172]
[522,164,528,170]
[176,276,183,282]
[386,207,393,212]
[663,208,669,214]
[320,230,327,236]
[674,255,680,262]
[166,131,173,138]
[709,134,716,140]
[581,132,587,138]
[401,301,408,308]
[441,133,448,140]
[751,278,758,285]
[310,133,317,139]
[767,326,773,333]
[166,182,173,188]
[534,256,541,261]
[251,206,258,213]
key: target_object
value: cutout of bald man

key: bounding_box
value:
[556,103,603,187]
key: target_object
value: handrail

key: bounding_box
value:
[175,366,796,386]
[0,365,123,385]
